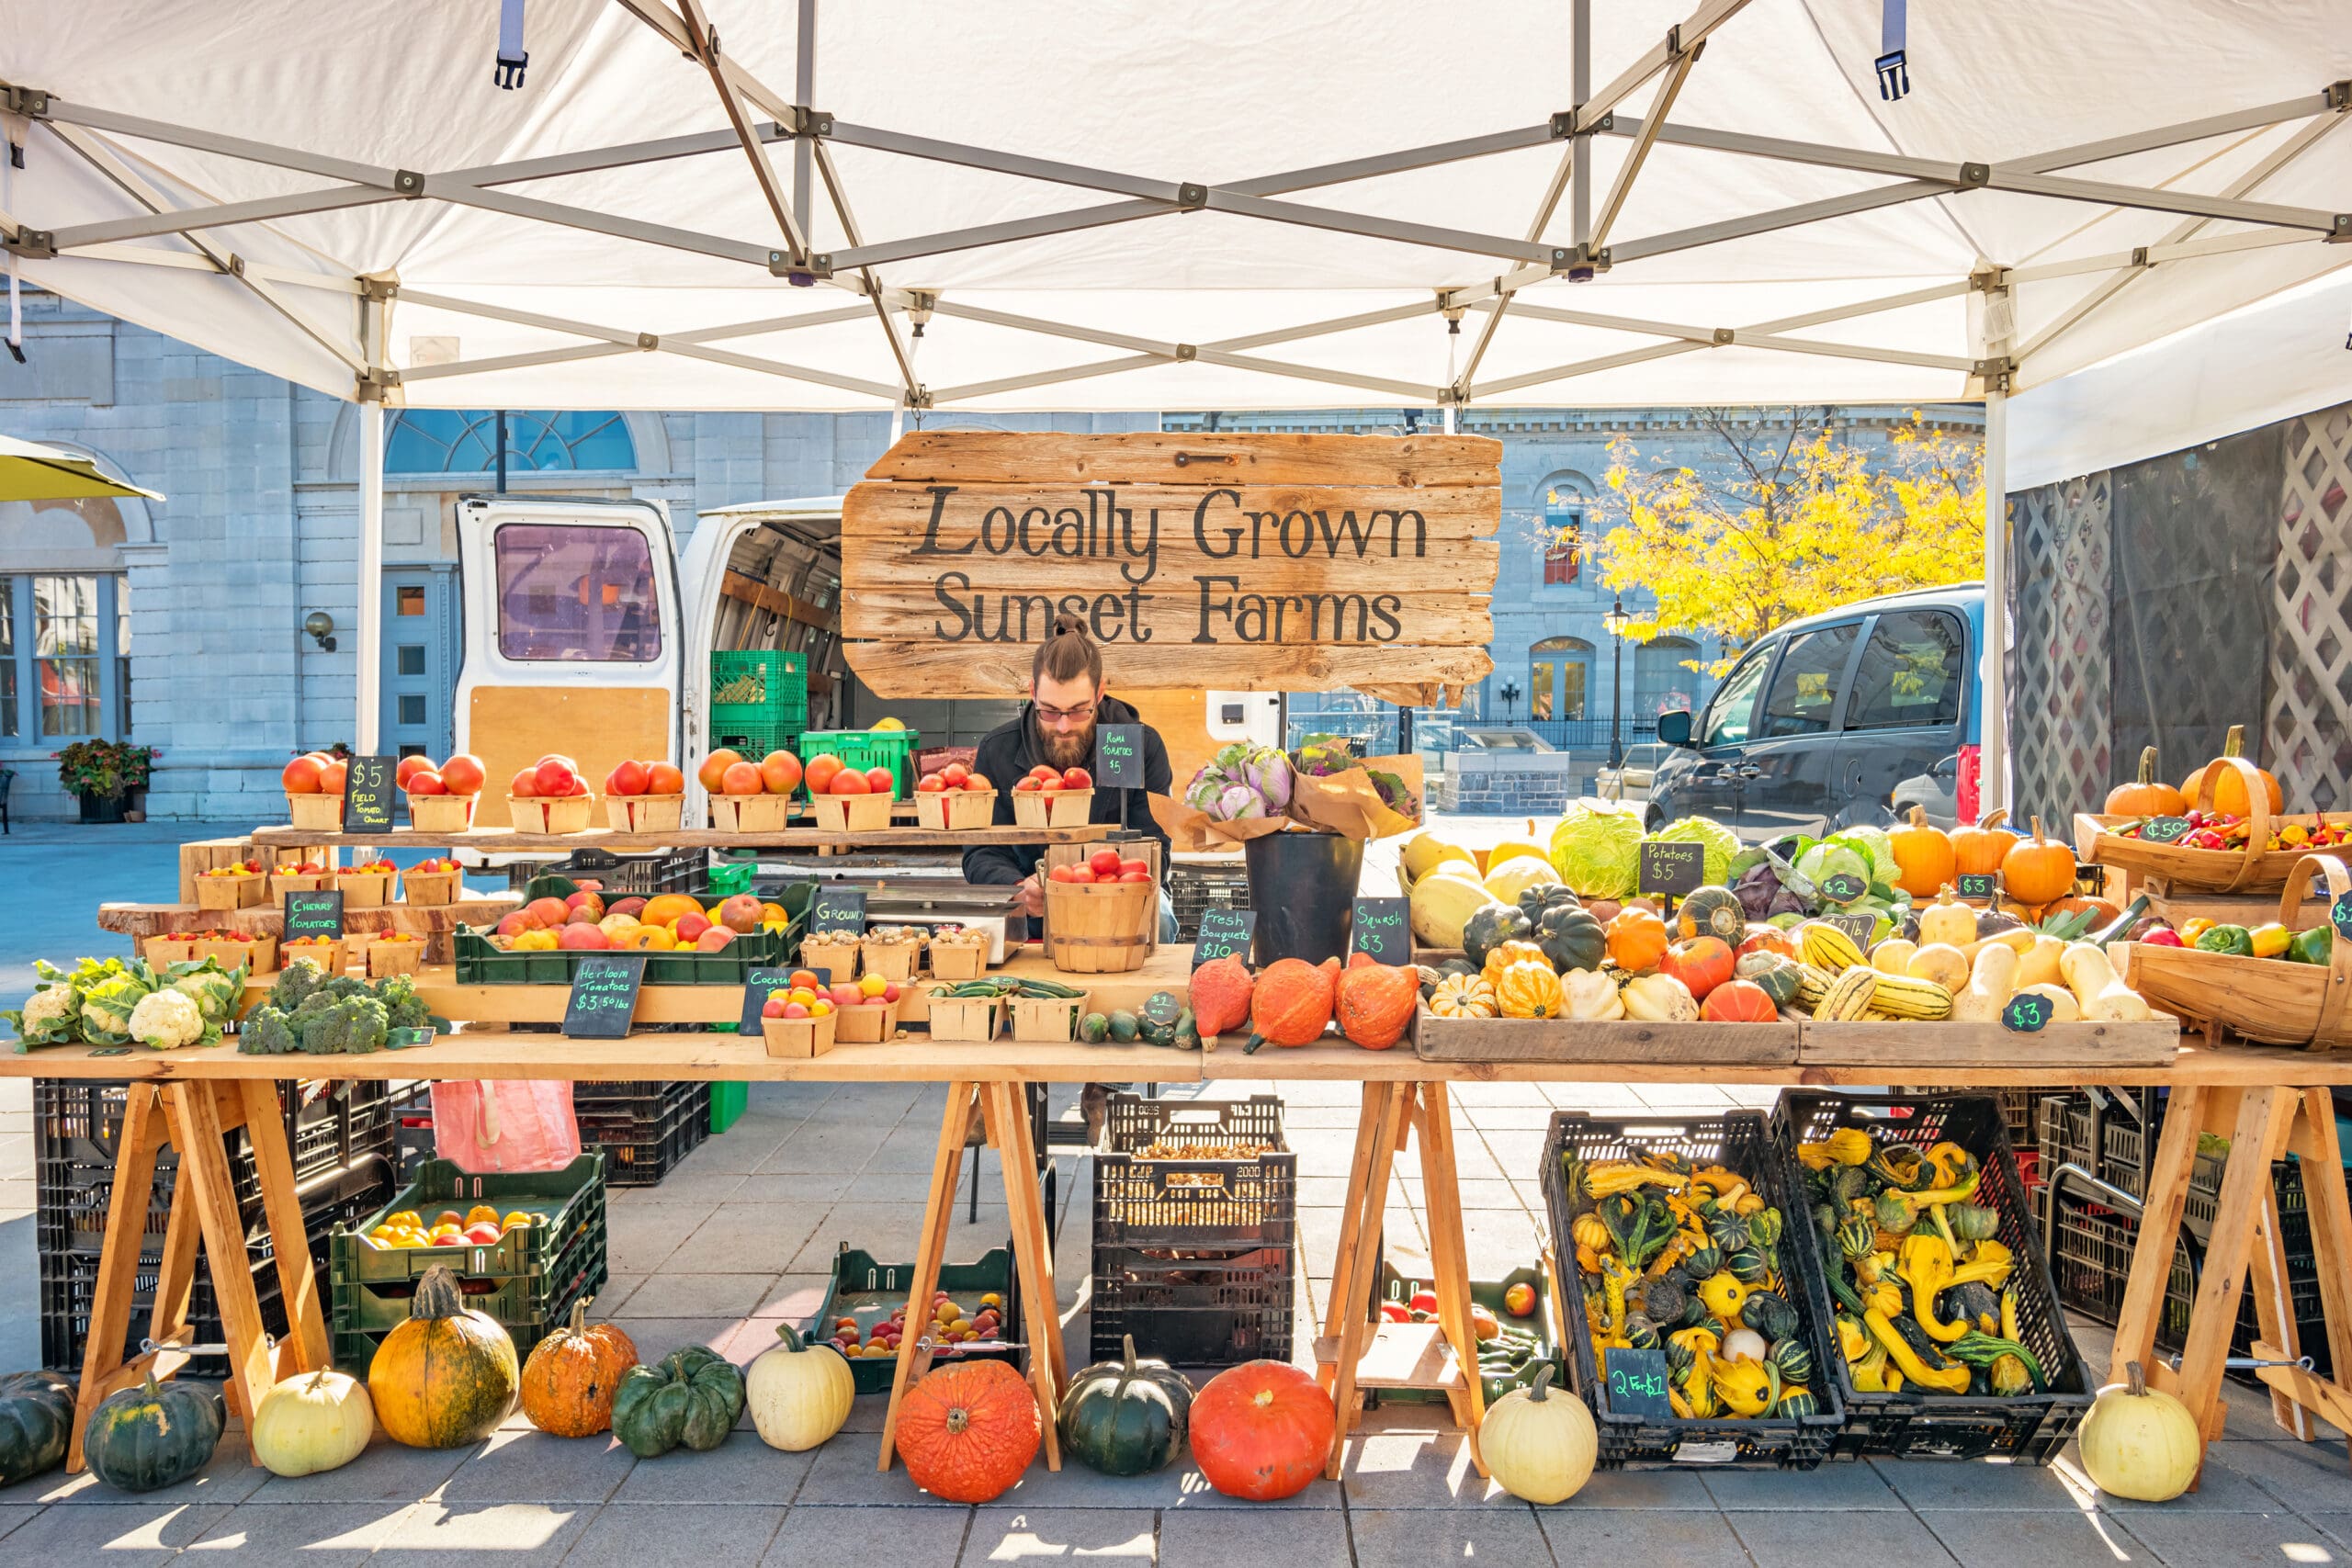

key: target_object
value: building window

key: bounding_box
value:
[0,587,14,738]
[1632,636,1702,721]
[1530,635,1593,722]
[387,410,636,473]
[492,523,662,662]
[0,573,130,745]
[1542,487,1583,585]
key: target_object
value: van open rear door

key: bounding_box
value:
[453,497,683,808]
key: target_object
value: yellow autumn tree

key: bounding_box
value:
[1592,410,1984,674]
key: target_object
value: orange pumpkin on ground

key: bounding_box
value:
[2000,817,2079,908]
[519,1300,638,1438]
[1603,908,1668,974]
[897,1359,1039,1503]
[2179,724,2282,817]
[2106,747,2186,818]
[1189,953,1255,1040]
[1888,806,1957,898]
[1189,1360,1336,1502]
[1245,957,1340,1051]
[1336,952,1418,1050]
[1658,936,1733,1000]
[1951,808,2019,879]
[1700,978,1778,1023]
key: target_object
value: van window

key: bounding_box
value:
[1846,609,1963,730]
[1756,623,1859,738]
[1695,647,1771,748]
[493,524,662,662]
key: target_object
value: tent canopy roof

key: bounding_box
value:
[7,1,2352,427]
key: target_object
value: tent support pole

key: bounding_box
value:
[354,294,386,757]
[1978,301,2011,821]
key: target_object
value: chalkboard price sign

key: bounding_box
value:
[1955,872,1999,899]
[1093,724,1144,789]
[1638,840,1704,898]
[342,754,399,832]
[808,886,868,936]
[740,967,797,1032]
[2332,891,2352,943]
[1192,908,1257,967]
[2001,991,2052,1033]
[1603,1348,1675,1417]
[1826,912,1879,947]
[2137,816,2194,846]
[564,954,647,1039]
[1819,871,1869,904]
[282,888,345,940]
[1351,897,1411,964]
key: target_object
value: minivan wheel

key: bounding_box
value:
[1644,807,1665,834]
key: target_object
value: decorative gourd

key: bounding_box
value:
[1480,939,1550,987]
[1675,886,1747,945]
[1951,942,2021,1024]
[1734,951,1806,1009]
[2179,725,2282,817]
[1189,953,1256,1039]
[2078,1361,2199,1502]
[612,1346,749,1459]
[1889,807,1957,897]
[1478,1364,1593,1504]
[520,1299,636,1438]
[1776,1387,1822,1418]
[2060,942,2153,1021]
[82,1373,222,1494]
[1533,901,1609,974]
[1517,881,1583,924]
[1461,902,1534,969]
[1916,887,1977,950]
[1058,1334,1193,1477]
[1604,908,1668,973]
[252,1369,373,1477]
[368,1264,520,1449]
[1408,874,1495,949]
[1495,959,1564,1020]
[1870,937,1917,976]
[746,1324,855,1452]
[1244,957,1340,1052]
[1951,808,2020,878]
[1430,973,1498,1019]
[1659,936,1733,1000]
[1700,978,1777,1023]
[1740,1291,1800,1343]
[1697,1271,1750,1323]
[1999,818,2076,908]
[1905,942,1971,992]
[1765,1337,1815,1388]
[1560,967,1626,1020]
[2107,747,2186,818]
[1869,971,1953,1021]
[1620,972,1698,1021]
[1337,953,1418,1049]
[1188,1359,1335,1502]
[1736,926,1799,961]
[0,1371,73,1486]
[1725,1247,1770,1285]
[898,1359,1040,1502]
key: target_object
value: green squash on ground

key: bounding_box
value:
[1058,1334,1194,1477]
[611,1347,748,1458]
[83,1373,223,1494]
[0,1370,74,1486]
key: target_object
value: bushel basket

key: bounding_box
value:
[2075,749,2313,894]
[2120,852,2352,1047]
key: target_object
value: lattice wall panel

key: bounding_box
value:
[2268,403,2352,811]
[2009,475,2112,828]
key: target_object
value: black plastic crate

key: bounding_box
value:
[1168,863,1250,940]
[1089,1239,1294,1367]
[1092,1095,1295,1249]
[2038,1090,2313,1258]
[1772,1091,2093,1464]
[1541,1110,1843,1470]
[507,847,708,897]
[577,1083,709,1187]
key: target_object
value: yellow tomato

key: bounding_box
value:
[503,1211,533,1229]
[390,1211,421,1228]
[808,999,832,1017]
[466,1204,499,1225]
[858,972,888,998]
[760,901,788,925]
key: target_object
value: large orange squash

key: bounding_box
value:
[1189,1360,1335,1501]
[2180,724,2282,816]
[897,1359,1039,1503]
[1244,957,1340,1052]
[1189,953,1255,1040]
[1950,808,2019,879]
[368,1265,519,1449]
[2000,817,2078,908]
[1889,807,1956,898]
[1603,908,1668,974]
[519,1299,636,1438]
[1336,953,1418,1050]
[2106,747,2185,818]
[1658,936,1734,1000]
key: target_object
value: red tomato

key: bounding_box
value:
[1088,849,1124,878]
[1038,777,1064,793]
[1117,870,1151,883]
[864,766,894,795]
[408,770,447,795]
[281,756,322,794]
[439,754,486,795]
[829,770,870,795]
[966,773,991,793]
[916,773,947,793]
[1065,864,1095,884]
[1012,777,1039,792]
[805,754,843,795]
[1047,863,1075,883]
[1061,767,1092,790]
[942,762,971,787]
[605,760,650,797]
[317,760,347,794]
[1029,764,1060,782]
[533,759,577,797]
[1118,859,1149,877]
[395,755,435,789]
[646,762,685,795]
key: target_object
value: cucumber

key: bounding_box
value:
[1106,1010,1140,1043]
[1079,1011,1109,1043]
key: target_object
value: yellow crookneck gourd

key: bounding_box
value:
[1794,1126,1873,1171]
[1711,1356,1781,1418]
[1863,1308,1971,1393]
[1899,1234,1967,1343]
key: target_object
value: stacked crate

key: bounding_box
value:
[574,1080,711,1187]
[709,649,808,760]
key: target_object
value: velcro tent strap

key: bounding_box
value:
[494,0,528,89]
[1876,0,1909,101]
[3,116,22,364]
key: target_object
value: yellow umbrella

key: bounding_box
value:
[0,434,162,502]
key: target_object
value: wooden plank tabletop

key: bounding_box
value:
[98,897,518,939]
[243,823,1114,852]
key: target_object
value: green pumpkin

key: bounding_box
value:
[0,1371,74,1486]
[1708,1211,1751,1255]
[1675,886,1747,945]
[1776,1387,1822,1418]
[1873,1190,1917,1236]
[1515,882,1582,923]
[1532,902,1608,974]
[610,1347,747,1459]
[83,1373,222,1494]
[1137,990,1184,1047]
[1079,1012,1110,1043]
[1058,1334,1193,1477]
[1681,1244,1723,1281]
[1739,1291,1801,1344]
[1462,903,1534,969]
[1837,1215,1877,1261]
[1765,1337,1815,1388]
[1738,953,1807,1009]
[1725,1248,1770,1287]
[1105,1010,1140,1043]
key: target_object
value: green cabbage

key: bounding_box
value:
[1793,840,1871,893]
[1549,802,1646,898]
[1828,826,1898,886]
[1649,815,1739,886]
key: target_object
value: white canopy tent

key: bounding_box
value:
[5,0,2352,797]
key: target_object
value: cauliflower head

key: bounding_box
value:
[128,987,210,1050]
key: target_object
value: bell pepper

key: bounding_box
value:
[2289,927,2334,965]
[2278,823,2311,848]
[2248,922,2292,959]
[2138,927,2185,948]
[2177,918,2216,945]
[2194,924,2255,956]
[1865,1307,1971,1393]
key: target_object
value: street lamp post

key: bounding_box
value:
[1601,596,1631,770]
[1500,680,1521,725]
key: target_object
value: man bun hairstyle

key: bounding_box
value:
[1034,615,1103,689]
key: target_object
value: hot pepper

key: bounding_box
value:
[2289,927,2334,965]
[2193,924,2255,957]
[2248,922,2292,959]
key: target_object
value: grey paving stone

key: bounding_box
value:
[249,1435,469,1501]
[2067,1444,2280,1511]
[181,1500,417,1565]
[796,1436,968,1506]
[1915,1508,2154,1568]
[733,1170,888,1205]
[758,1126,894,1175]
[17,1435,266,1506]
[636,1165,751,1202]
[1533,1465,1718,1509]
[1726,1505,1962,1567]
[1157,1506,1351,1568]
[2205,1436,2352,1508]
[0,1498,228,1563]
[607,1317,741,1363]
[763,1501,971,1566]
[597,1273,648,1312]
[613,1431,813,1504]
[1345,1506,1548,1568]
[2118,1507,2348,1566]
[786,1203,933,1272]
[605,1201,713,1271]
[620,1270,786,1318]
[993,1458,1193,1510]
[374,1500,595,1564]
[438,1427,637,1503]
[1453,1178,1531,1210]
[666,1204,824,1275]
[1340,1427,1515,1506]
[689,1130,797,1173]
[0,1504,37,1542]
[565,1502,788,1567]
[1537,1505,1753,1567]
[1703,1460,1902,1508]
[1871,1455,2098,1510]
[966,1506,1157,1562]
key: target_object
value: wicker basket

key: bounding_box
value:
[1043,880,1155,973]
[287,792,344,832]
[2120,852,2352,1047]
[608,794,685,833]
[508,794,596,835]
[2077,751,2309,894]
[406,792,477,834]
[915,789,998,832]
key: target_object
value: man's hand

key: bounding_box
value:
[1017,874,1046,918]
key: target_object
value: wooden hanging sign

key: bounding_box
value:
[838,433,1499,706]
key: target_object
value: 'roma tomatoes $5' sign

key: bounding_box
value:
[838,432,1498,705]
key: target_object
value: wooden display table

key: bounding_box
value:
[245,822,1112,852]
[100,897,520,965]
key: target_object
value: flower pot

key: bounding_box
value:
[1244,829,1364,966]
[77,790,128,825]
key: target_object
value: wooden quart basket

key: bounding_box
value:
[928,940,988,980]
[608,794,684,833]
[406,792,477,835]
[915,788,997,832]
[1010,993,1088,1043]
[763,1010,838,1059]
[2120,852,2352,1047]
[927,994,1004,1043]
[1013,788,1093,830]
[808,792,893,834]
[286,792,344,832]
[1042,880,1155,973]
[798,936,860,985]
[508,793,596,835]
[832,999,899,1044]
[2077,752,2320,894]
[709,793,790,833]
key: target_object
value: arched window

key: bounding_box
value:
[0,494,135,742]
[386,411,636,473]
[1633,637,1702,720]
[1540,482,1585,585]
[1530,635,1593,722]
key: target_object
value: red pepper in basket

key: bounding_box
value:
[2137,928,2185,947]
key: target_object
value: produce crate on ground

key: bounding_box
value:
[798,728,921,797]
[1542,1110,1843,1471]
[797,1243,1023,1394]
[574,1081,709,1188]
[1090,1094,1295,1367]
[710,649,809,737]
[1771,1091,2093,1463]
[326,1154,607,1371]
[1362,1256,1561,1406]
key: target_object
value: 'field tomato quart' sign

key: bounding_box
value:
[839,433,1498,706]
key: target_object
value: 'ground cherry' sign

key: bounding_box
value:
[839,432,1498,705]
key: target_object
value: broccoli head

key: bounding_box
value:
[237,1005,300,1055]
[374,975,430,1032]
[317,973,372,1006]
[268,962,324,1013]
[300,994,389,1055]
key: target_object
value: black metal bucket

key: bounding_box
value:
[1243,830,1364,965]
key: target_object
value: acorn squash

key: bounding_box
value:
[1462,902,1533,969]
[1676,886,1747,945]
[0,1370,73,1486]
[1533,901,1608,974]
[1059,1335,1193,1477]
[1495,959,1564,1020]
[1430,973,1498,1019]
[1517,881,1584,924]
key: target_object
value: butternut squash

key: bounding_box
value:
[1869,938,1917,976]
[2014,933,2066,990]
[1951,942,2019,1024]
[2060,942,2153,1021]
[1905,942,1970,992]
[2018,981,2082,1023]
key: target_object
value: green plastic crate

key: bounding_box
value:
[798,728,922,797]
[711,649,808,733]
[712,718,805,763]
[452,925,789,985]
[797,1243,1021,1393]
[1368,1259,1561,1405]
[710,1080,747,1134]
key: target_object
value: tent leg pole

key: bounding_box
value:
[356,399,384,755]
[1979,376,2008,818]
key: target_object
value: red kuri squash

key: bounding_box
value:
[1244,957,1340,1053]
[1335,952,1417,1050]
[1189,1360,1336,1501]
[1189,953,1255,1040]
[897,1359,1039,1503]
[1699,978,1778,1023]
[1658,936,1733,1001]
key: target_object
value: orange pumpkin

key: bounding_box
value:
[897,1359,1039,1503]
[1189,1360,1336,1502]
[1735,927,1798,961]
[2106,746,2186,818]
[2000,816,2078,908]
[1888,806,1956,898]
[1951,808,2019,879]
[520,1299,637,1438]
[2039,893,2120,928]
[1336,953,1418,1050]
[1700,978,1778,1023]
[1189,953,1255,1039]
[1247,956,1340,1050]
[1603,908,1668,973]
[1658,936,1733,1000]
[2180,724,2282,816]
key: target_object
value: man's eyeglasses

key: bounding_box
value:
[1035,700,1099,726]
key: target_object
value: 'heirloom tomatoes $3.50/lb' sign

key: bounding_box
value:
[837,432,1499,708]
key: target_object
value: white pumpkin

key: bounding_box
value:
[2078,1360,2200,1502]
[746,1325,855,1451]
[252,1369,374,1477]
[1479,1364,1596,1505]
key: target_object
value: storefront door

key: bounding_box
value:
[380,569,455,769]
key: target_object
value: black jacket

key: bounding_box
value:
[961,694,1173,886]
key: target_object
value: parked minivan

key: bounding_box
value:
[1646,584,1984,840]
